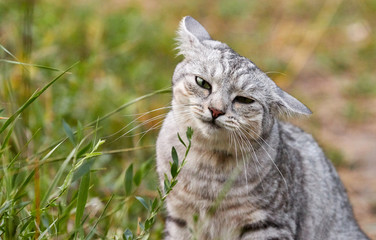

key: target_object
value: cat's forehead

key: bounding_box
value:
[191,47,265,87]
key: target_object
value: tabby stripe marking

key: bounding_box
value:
[240,219,282,238]
[166,216,187,228]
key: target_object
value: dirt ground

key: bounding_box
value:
[291,72,376,239]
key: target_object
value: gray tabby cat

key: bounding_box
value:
[156,16,369,240]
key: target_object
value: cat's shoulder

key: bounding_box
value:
[279,121,314,141]
[278,121,322,155]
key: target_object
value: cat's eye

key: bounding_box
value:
[234,96,255,104]
[195,76,211,90]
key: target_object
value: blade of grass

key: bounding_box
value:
[7,128,40,169]
[0,43,31,75]
[48,139,103,209]
[0,62,79,135]
[34,157,40,239]
[40,146,76,207]
[63,119,76,145]
[36,88,167,157]
[13,169,35,200]
[0,59,68,72]
[0,120,15,150]
[85,195,114,240]
[75,172,90,237]
[124,164,133,196]
[0,44,18,61]
[37,218,58,240]
[86,88,171,126]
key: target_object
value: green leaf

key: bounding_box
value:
[123,229,133,240]
[84,152,102,158]
[157,188,163,198]
[145,217,154,230]
[77,120,84,142]
[177,133,187,148]
[0,201,11,216]
[19,217,33,233]
[170,162,178,178]
[13,201,31,211]
[76,142,92,158]
[171,147,178,166]
[72,158,94,183]
[135,196,149,211]
[151,198,159,212]
[14,170,35,199]
[133,158,153,186]
[170,179,178,188]
[124,164,133,196]
[171,147,179,177]
[133,168,142,187]
[75,172,90,232]
[163,174,170,193]
[193,213,199,223]
[141,233,150,240]
[63,120,76,144]
[186,127,193,141]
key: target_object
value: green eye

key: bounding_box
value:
[195,76,211,90]
[234,96,255,104]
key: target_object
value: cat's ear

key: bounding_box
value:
[271,86,312,117]
[176,16,212,56]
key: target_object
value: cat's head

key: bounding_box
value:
[172,16,311,147]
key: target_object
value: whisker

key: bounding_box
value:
[121,105,172,117]
[136,119,166,145]
[234,127,264,192]
[104,105,172,139]
[241,124,275,151]
[106,102,195,140]
[109,113,169,143]
[238,124,287,190]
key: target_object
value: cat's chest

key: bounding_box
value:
[166,150,261,237]
[172,149,237,202]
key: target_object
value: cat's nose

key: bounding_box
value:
[208,107,225,119]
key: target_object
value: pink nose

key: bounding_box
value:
[208,107,225,119]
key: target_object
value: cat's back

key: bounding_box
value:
[278,122,369,240]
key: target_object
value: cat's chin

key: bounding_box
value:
[201,120,221,130]
[195,119,227,139]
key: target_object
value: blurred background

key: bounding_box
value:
[0,0,375,238]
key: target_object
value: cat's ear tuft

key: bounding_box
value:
[176,16,211,56]
[272,86,312,117]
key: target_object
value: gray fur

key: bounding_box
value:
[156,16,369,240]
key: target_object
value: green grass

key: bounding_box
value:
[1,0,375,239]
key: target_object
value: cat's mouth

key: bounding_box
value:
[201,119,221,129]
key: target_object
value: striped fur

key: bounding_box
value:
[156,16,369,240]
